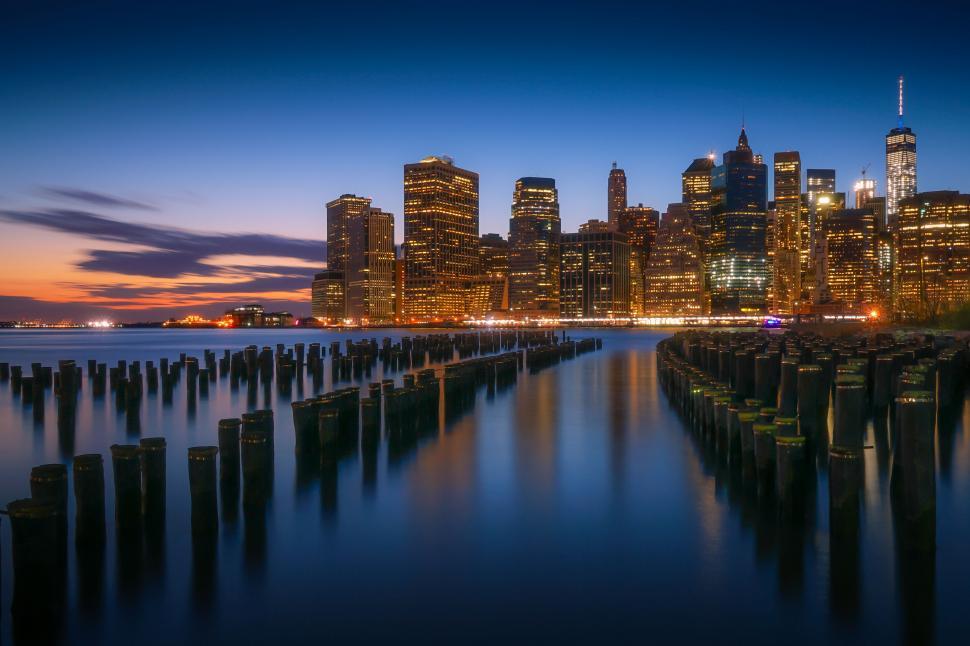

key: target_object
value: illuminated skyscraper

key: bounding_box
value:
[311,270,345,323]
[508,177,560,317]
[708,128,769,314]
[617,204,659,316]
[479,233,509,278]
[682,156,715,246]
[327,195,395,323]
[403,156,480,321]
[806,169,836,206]
[560,223,630,319]
[346,207,395,323]
[854,177,876,209]
[765,204,775,310]
[809,192,845,303]
[886,76,917,227]
[772,152,802,314]
[822,208,879,310]
[470,233,510,317]
[393,257,405,323]
[895,191,970,320]
[607,163,627,229]
[643,203,703,315]
[327,194,372,273]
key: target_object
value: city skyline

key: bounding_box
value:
[3,1,970,320]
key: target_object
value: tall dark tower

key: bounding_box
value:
[607,162,627,229]
[708,127,769,314]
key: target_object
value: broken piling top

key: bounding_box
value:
[753,423,777,437]
[896,390,935,406]
[140,437,167,452]
[6,497,58,519]
[188,446,219,461]
[110,444,140,460]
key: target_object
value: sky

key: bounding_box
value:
[2,0,969,321]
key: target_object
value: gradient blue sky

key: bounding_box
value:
[1,0,968,320]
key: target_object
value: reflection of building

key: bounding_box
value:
[772,152,801,315]
[403,156,479,321]
[895,191,970,320]
[228,304,264,327]
[822,208,879,310]
[509,178,560,317]
[643,203,704,315]
[617,204,659,316]
[311,271,346,322]
[560,223,630,318]
[607,163,627,229]
[709,128,768,314]
[887,76,917,227]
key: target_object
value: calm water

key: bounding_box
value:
[1,328,969,644]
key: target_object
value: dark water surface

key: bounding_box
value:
[1,328,969,644]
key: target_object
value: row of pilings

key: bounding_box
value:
[0,331,602,640]
[656,329,967,637]
[656,329,967,555]
[1,330,573,434]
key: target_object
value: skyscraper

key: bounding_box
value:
[886,76,917,227]
[708,128,769,314]
[326,194,372,274]
[560,223,630,319]
[682,156,715,246]
[346,207,395,323]
[772,152,802,314]
[809,192,846,303]
[806,169,836,208]
[471,233,510,317]
[607,163,627,229]
[326,193,372,317]
[617,204,659,316]
[326,195,395,323]
[508,177,561,318]
[479,233,509,279]
[823,208,879,311]
[853,177,876,209]
[643,203,704,316]
[311,270,346,323]
[894,191,970,320]
[403,156,480,321]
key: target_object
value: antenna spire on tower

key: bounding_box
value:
[898,75,905,128]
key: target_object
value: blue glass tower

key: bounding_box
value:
[708,128,769,314]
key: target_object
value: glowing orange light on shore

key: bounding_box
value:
[869,309,880,319]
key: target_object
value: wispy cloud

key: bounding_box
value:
[0,206,326,320]
[39,187,160,211]
[0,208,324,278]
